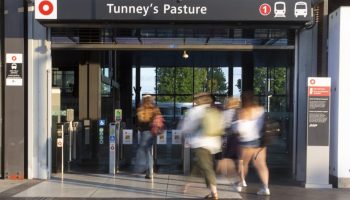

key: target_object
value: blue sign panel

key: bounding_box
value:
[110,135,115,142]
[99,119,106,126]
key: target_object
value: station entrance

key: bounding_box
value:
[50,26,296,176]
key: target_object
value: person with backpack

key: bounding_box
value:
[233,91,270,196]
[180,92,224,200]
[135,94,164,180]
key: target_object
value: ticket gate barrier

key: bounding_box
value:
[110,109,122,174]
[109,121,121,174]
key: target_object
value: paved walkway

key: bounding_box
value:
[1,172,350,199]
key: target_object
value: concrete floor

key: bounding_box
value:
[1,171,350,199]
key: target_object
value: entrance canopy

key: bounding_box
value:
[35,0,312,25]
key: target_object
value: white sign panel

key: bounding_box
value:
[172,130,182,144]
[122,129,133,144]
[57,138,63,147]
[6,54,23,63]
[6,53,23,86]
[35,0,57,19]
[157,130,167,144]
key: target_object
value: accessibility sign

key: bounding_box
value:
[99,119,106,126]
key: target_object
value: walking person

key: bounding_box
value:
[233,91,270,195]
[217,97,246,186]
[180,92,224,200]
[135,94,162,179]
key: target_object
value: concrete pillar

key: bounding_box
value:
[329,7,350,188]
[27,1,52,179]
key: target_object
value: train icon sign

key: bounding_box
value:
[35,0,57,19]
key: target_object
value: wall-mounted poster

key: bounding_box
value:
[172,130,182,144]
[123,129,133,144]
[157,130,167,144]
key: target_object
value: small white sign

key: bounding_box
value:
[35,0,57,19]
[110,143,115,151]
[172,130,182,144]
[6,53,23,63]
[57,138,63,147]
[157,130,167,144]
[123,129,133,144]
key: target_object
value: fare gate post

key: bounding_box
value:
[109,123,116,174]
[110,109,122,174]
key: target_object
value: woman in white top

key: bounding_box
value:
[234,91,270,196]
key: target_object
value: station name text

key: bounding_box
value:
[106,3,208,17]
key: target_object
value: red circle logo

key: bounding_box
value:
[259,3,271,16]
[310,79,316,85]
[12,56,17,61]
[39,1,54,16]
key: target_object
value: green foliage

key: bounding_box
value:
[156,67,227,102]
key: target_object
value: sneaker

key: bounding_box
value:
[257,188,270,196]
[242,180,247,187]
[232,184,242,192]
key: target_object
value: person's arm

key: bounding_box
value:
[180,109,200,134]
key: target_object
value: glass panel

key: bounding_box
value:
[140,67,156,95]
[210,67,228,95]
[270,96,287,112]
[194,67,209,94]
[101,83,111,97]
[175,67,193,96]
[175,96,193,128]
[271,67,287,95]
[156,98,175,129]
[132,67,136,101]
[156,67,175,95]
[254,67,268,96]
[52,70,74,94]
[233,67,242,98]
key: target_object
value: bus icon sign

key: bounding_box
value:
[295,2,308,18]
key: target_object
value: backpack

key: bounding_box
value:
[151,114,165,136]
[201,107,225,137]
[137,107,154,123]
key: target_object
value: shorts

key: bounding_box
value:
[239,138,263,148]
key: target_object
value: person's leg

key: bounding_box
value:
[233,147,253,191]
[135,132,148,173]
[144,132,154,178]
[195,148,218,198]
[252,147,270,195]
[240,147,254,180]
[252,147,269,187]
[145,143,154,177]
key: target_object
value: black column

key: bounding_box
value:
[242,52,254,92]
[0,0,4,179]
[3,0,26,179]
[118,52,133,128]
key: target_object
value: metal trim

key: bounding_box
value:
[51,43,295,51]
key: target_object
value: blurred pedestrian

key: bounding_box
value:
[180,92,224,200]
[216,97,245,186]
[135,94,162,179]
[233,91,270,195]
